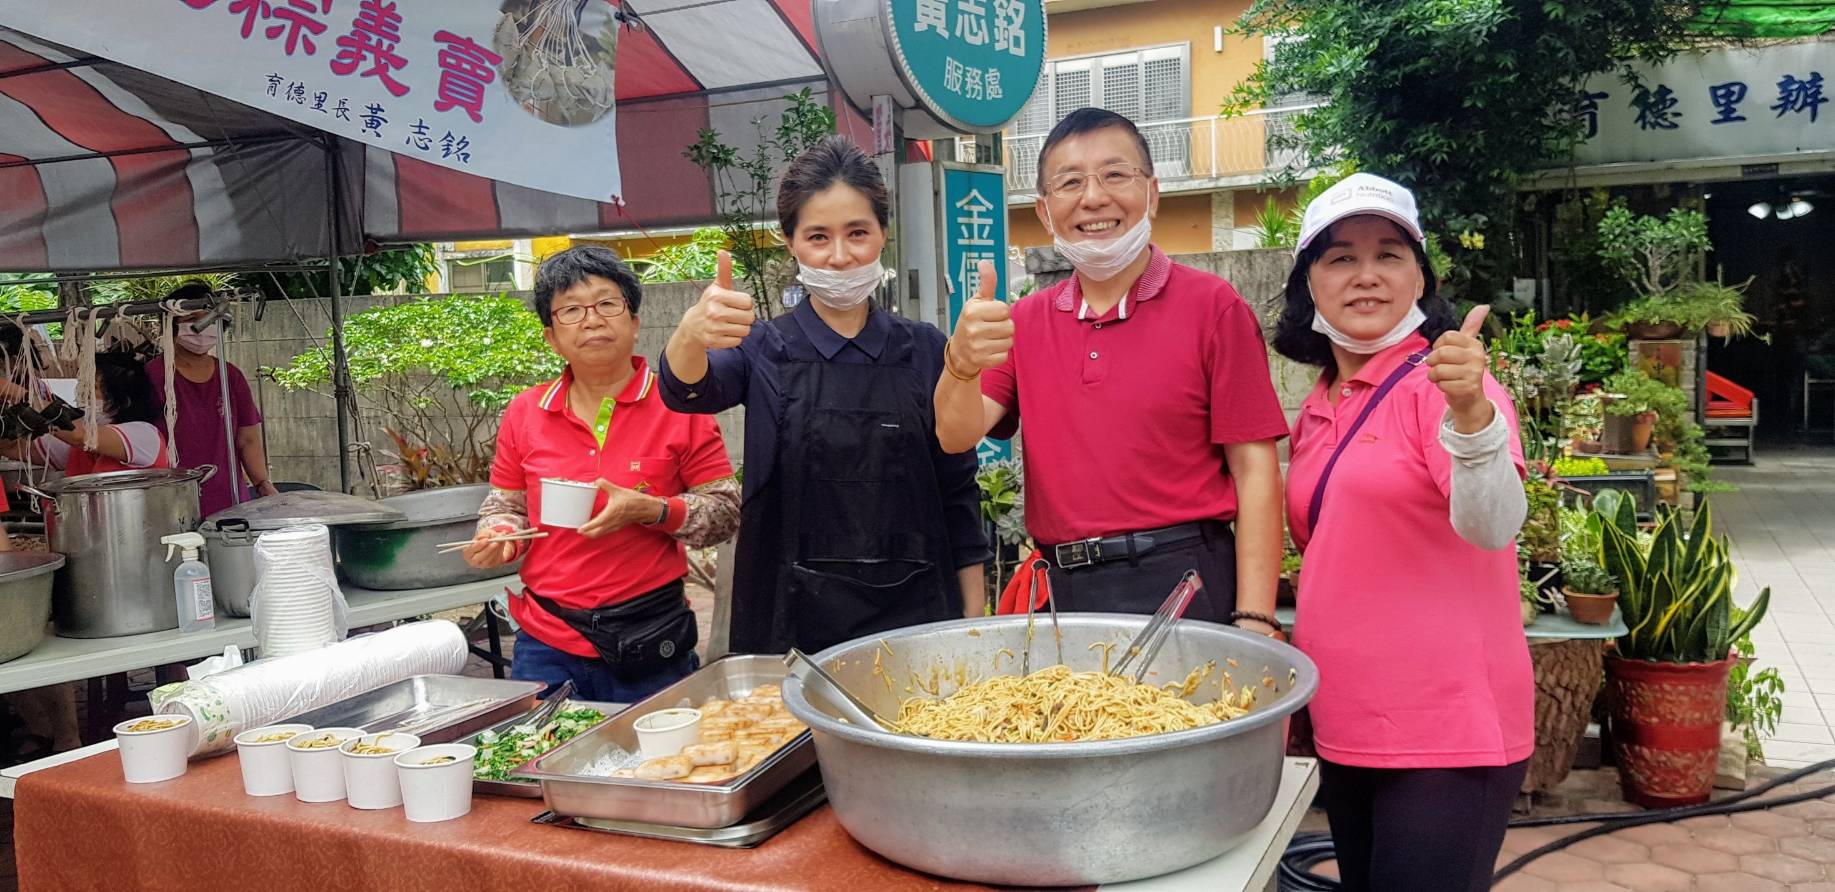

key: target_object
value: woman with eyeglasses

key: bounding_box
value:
[463,246,740,701]
[660,135,990,655]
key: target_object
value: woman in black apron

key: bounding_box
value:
[659,136,990,654]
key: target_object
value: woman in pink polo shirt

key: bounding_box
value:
[1274,174,1531,892]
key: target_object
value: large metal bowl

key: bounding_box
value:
[334,484,524,591]
[782,614,1318,887]
[0,553,64,663]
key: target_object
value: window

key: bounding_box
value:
[445,256,515,293]
[1012,44,1190,137]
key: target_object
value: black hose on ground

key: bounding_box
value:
[1277,757,1835,891]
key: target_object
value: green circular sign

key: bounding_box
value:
[884,0,1047,132]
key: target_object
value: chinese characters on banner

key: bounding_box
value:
[1573,44,1827,168]
[940,163,1011,463]
[1,0,621,202]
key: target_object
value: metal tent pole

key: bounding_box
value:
[326,142,353,493]
[215,315,243,506]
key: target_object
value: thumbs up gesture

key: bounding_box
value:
[1426,304,1494,431]
[947,260,1015,375]
[681,250,756,350]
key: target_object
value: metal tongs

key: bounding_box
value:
[1021,557,1062,674]
[784,648,902,733]
[1109,570,1204,683]
[522,679,576,730]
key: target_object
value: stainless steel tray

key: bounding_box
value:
[284,675,544,744]
[461,700,626,798]
[521,654,815,829]
[531,768,826,848]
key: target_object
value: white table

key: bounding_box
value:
[0,576,518,696]
[1099,757,1319,892]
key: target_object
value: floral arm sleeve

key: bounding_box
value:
[671,476,741,549]
[477,487,528,535]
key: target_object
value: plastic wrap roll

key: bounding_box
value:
[151,620,469,755]
[250,524,348,658]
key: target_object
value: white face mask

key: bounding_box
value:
[798,260,887,310]
[175,326,219,354]
[1049,209,1152,281]
[1310,296,1427,355]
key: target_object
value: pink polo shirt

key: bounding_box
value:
[1286,334,1534,769]
[981,247,1289,544]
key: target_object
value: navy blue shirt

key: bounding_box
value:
[657,299,990,570]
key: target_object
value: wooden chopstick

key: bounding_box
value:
[434,530,547,553]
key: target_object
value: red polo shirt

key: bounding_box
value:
[490,357,733,657]
[981,247,1289,544]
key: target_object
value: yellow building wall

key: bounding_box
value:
[1008,193,1215,256]
[1044,0,1260,119]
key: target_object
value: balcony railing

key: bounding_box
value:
[965,104,1319,196]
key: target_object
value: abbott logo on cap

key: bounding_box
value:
[1296,172,1424,253]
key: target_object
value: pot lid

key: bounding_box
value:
[37,468,206,494]
[200,491,406,531]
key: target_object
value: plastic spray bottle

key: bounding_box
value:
[161,532,215,633]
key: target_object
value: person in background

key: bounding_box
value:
[659,135,989,655]
[1,350,171,476]
[464,246,741,701]
[1275,173,1531,892]
[934,107,1288,636]
[146,283,277,518]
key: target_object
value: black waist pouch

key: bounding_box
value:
[529,580,697,679]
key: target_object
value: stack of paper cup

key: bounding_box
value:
[251,524,342,658]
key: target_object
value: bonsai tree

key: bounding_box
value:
[1596,205,1754,336]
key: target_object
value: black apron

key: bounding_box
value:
[727,311,956,654]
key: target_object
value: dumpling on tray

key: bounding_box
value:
[634,755,693,780]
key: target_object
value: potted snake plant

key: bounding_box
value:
[1590,490,1770,807]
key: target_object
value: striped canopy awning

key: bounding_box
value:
[0,0,870,272]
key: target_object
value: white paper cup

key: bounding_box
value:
[394,744,477,823]
[539,478,598,528]
[114,715,194,784]
[634,708,702,760]
[286,727,363,802]
[233,724,313,796]
[340,732,422,810]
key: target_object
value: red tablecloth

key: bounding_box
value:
[15,750,1057,891]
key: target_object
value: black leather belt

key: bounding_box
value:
[1041,521,1228,570]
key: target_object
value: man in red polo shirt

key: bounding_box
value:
[936,107,1288,638]
[465,246,740,701]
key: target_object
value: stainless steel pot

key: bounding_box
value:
[199,491,405,616]
[30,468,210,639]
[0,553,64,662]
[782,614,1318,887]
[333,483,523,591]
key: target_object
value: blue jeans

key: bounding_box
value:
[509,630,699,703]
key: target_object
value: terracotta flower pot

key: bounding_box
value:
[1562,587,1618,625]
[1606,655,1735,808]
[1706,321,1731,338]
[1627,321,1684,340]
[1631,412,1656,454]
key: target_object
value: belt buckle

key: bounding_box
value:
[1055,539,1102,569]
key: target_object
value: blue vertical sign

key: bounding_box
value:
[940,162,1012,464]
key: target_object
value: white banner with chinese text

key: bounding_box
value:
[1574,42,1830,167]
[3,0,623,202]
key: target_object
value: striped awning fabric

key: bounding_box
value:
[0,0,870,272]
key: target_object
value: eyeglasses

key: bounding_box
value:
[1043,163,1148,201]
[552,298,629,325]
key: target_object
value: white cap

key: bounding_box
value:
[1295,172,1425,255]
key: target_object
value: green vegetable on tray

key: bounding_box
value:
[474,705,608,781]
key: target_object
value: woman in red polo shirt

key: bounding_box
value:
[464,247,740,702]
[1274,174,1531,892]
[660,137,990,655]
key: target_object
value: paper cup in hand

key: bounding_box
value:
[539,478,598,529]
[114,715,194,784]
[634,708,702,760]
[286,727,363,803]
[395,744,477,823]
[341,732,421,810]
[233,724,313,796]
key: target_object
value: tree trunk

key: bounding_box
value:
[1524,638,1606,794]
